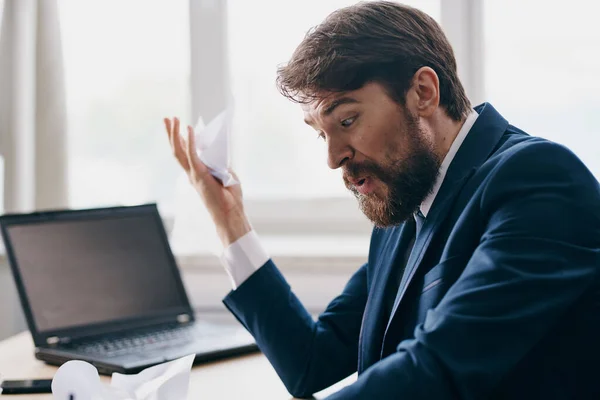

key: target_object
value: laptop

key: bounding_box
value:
[0,203,258,374]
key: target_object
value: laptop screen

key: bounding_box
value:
[3,208,189,333]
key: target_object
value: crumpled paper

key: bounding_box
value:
[51,354,195,400]
[192,104,238,187]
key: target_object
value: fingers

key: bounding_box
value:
[164,117,174,147]
[164,117,174,152]
[172,117,182,159]
[164,117,189,171]
[178,130,188,161]
[163,118,171,136]
[185,125,210,180]
[165,117,216,189]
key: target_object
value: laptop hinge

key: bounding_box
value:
[177,314,191,324]
[46,336,71,347]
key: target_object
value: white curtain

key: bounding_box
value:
[0,0,68,213]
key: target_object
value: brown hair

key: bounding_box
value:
[276,1,470,121]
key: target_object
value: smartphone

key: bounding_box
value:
[0,379,53,394]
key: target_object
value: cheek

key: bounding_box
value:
[353,125,395,160]
[375,134,403,165]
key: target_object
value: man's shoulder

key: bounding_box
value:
[491,127,562,162]
[474,126,600,218]
[484,127,593,184]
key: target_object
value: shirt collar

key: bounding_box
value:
[419,109,479,218]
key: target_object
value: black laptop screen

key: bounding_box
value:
[5,212,189,333]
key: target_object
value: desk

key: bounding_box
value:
[0,332,355,399]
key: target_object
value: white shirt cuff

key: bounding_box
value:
[220,230,270,290]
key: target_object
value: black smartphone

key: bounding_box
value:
[0,379,53,394]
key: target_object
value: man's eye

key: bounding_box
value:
[341,117,356,127]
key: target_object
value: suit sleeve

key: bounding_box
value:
[223,259,369,398]
[325,141,600,399]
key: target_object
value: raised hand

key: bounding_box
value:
[164,117,251,246]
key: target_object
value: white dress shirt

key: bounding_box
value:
[221,109,479,289]
[420,109,479,217]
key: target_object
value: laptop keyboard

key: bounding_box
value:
[72,323,228,357]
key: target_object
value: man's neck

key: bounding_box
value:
[432,111,468,163]
[419,108,478,218]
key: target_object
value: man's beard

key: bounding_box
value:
[344,112,441,227]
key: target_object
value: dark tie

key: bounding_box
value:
[385,210,425,320]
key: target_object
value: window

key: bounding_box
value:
[59,0,191,213]
[58,1,445,250]
[484,0,600,176]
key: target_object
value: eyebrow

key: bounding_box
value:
[323,97,359,116]
[303,96,360,126]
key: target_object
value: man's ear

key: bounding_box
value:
[407,66,440,118]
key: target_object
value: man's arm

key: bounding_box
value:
[220,229,368,396]
[324,141,600,399]
[224,260,368,398]
[163,117,369,397]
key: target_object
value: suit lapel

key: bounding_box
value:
[359,221,415,372]
[381,103,509,351]
[380,171,474,356]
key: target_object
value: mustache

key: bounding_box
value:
[343,160,392,185]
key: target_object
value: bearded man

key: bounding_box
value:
[164,2,600,398]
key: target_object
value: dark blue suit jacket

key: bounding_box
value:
[223,103,600,399]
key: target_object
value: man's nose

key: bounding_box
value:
[327,137,353,169]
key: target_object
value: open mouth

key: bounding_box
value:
[353,176,374,195]
[343,174,374,194]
